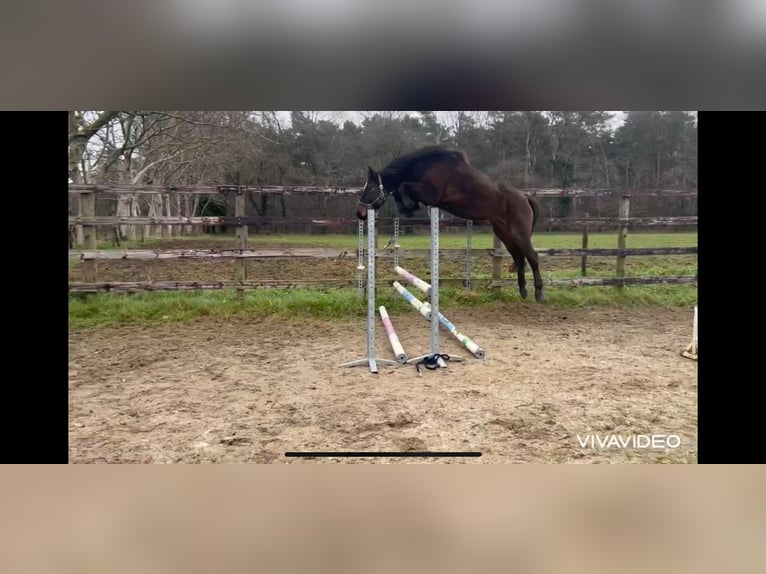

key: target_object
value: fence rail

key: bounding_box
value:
[68,215,698,228]
[68,246,698,261]
[68,275,698,294]
[68,188,697,295]
[68,184,699,197]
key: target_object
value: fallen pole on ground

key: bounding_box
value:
[378,306,408,364]
[393,281,431,319]
[395,287,486,359]
[432,310,486,359]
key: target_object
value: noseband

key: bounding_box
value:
[358,173,387,209]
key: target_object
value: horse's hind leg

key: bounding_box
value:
[510,248,527,299]
[517,237,544,303]
[492,223,527,299]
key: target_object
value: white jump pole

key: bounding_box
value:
[378,306,407,364]
[681,305,698,361]
[340,209,400,373]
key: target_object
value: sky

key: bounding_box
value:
[274,111,628,130]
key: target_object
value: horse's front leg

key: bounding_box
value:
[392,189,417,217]
[398,182,441,208]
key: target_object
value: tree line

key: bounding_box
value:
[69,110,697,191]
[68,111,696,240]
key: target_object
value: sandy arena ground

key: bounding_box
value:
[68,305,697,463]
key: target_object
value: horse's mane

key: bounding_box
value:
[381,146,468,179]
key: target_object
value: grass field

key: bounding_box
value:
[69,231,697,329]
[89,230,698,250]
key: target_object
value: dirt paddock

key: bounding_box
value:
[69,305,697,463]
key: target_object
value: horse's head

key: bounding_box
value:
[356,167,389,220]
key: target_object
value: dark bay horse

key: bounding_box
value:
[356,145,544,302]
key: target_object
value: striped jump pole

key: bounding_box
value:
[378,306,407,364]
[394,265,431,296]
[432,310,486,359]
[340,208,400,373]
[396,284,486,359]
[393,281,431,319]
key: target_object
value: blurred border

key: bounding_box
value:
[1,2,765,109]
[0,465,764,573]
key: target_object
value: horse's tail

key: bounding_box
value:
[527,195,540,233]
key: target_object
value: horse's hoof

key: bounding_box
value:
[535,292,545,303]
[519,288,528,299]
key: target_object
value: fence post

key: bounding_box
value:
[235,187,248,299]
[161,194,171,238]
[393,217,400,269]
[616,196,630,287]
[75,194,84,246]
[581,213,589,276]
[175,194,182,236]
[492,234,503,291]
[82,191,97,285]
[465,220,473,291]
[184,194,191,235]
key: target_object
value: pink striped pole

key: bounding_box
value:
[394,265,431,296]
[378,306,407,364]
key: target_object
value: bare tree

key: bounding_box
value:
[79,111,271,239]
[68,111,118,244]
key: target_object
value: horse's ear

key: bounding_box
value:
[368,166,376,178]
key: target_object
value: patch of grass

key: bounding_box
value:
[115,235,236,250]
[69,290,361,329]
[445,284,696,308]
[69,282,697,330]
[76,230,697,251]
[529,231,698,250]
[69,234,238,250]
[69,229,696,329]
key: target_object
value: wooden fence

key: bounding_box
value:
[67,184,700,197]
[68,185,697,294]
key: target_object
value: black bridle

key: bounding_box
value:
[358,173,387,210]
